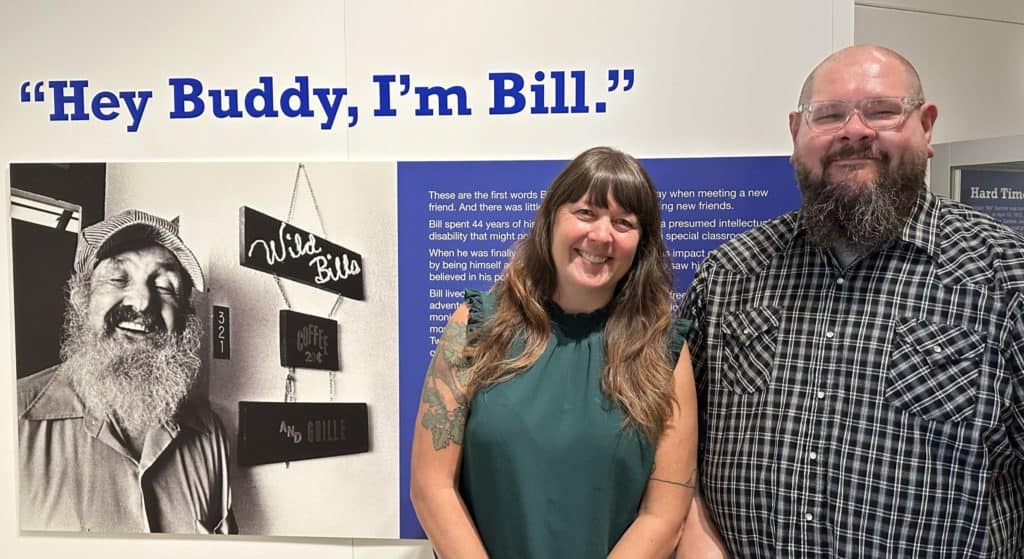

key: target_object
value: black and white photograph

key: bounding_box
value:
[10,162,400,538]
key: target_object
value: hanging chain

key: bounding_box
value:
[285,369,297,402]
[284,367,297,468]
[287,164,303,223]
[290,164,344,317]
[276,163,341,402]
[328,295,344,318]
[299,164,330,242]
[273,275,293,309]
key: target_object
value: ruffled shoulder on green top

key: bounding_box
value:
[464,288,497,333]
[668,317,693,365]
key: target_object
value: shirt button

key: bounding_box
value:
[825,331,835,339]
[836,277,845,286]
[816,391,826,399]
[804,512,814,521]
[809,451,818,461]
[932,345,942,354]
[742,328,751,336]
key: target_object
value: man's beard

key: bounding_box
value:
[794,144,926,256]
[61,284,203,434]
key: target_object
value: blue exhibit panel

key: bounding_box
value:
[642,156,799,291]
[959,168,1024,233]
[397,156,798,538]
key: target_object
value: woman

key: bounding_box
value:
[411,146,698,558]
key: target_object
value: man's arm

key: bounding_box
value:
[673,262,732,557]
[1000,290,1024,461]
[677,264,710,401]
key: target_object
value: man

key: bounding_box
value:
[678,45,1024,557]
[17,209,235,534]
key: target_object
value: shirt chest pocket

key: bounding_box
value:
[885,318,985,423]
[717,305,779,394]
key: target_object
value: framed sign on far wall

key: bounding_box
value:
[955,163,1024,234]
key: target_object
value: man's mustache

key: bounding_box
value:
[824,145,889,167]
[103,304,166,336]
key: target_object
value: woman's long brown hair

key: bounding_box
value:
[464,146,676,441]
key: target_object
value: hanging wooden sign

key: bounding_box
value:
[280,309,339,370]
[240,206,365,300]
[237,401,370,466]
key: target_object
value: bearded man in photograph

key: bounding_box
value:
[17,209,235,534]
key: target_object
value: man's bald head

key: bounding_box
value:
[798,44,924,106]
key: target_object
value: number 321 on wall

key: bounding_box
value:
[213,306,231,359]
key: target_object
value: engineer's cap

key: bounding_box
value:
[74,209,206,293]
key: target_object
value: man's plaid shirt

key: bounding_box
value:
[679,188,1024,557]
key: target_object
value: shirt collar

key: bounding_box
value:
[22,365,210,434]
[896,187,942,260]
[21,366,87,421]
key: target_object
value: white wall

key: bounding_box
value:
[855,1,1024,143]
[0,1,853,557]
[856,0,1024,23]
[930,134,1024,198]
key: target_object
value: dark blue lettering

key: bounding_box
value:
[120,91,151,132]
[373,74,398,116]
[530,71,549,114]
[489,72,525,115]
[48,80,89,122]
[281,76,313,118]
[414,85,471,116]
[91,91,119,121]
[570,70,588,113]
[312,87,347,130]
[210,89,243,118]
[168,77,205,118]
[245,76,279,118]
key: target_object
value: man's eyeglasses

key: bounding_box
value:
[796,96,924,134]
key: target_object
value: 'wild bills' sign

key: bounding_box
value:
[240,206,365,300]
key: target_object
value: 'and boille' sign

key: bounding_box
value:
[240,206,365,300]
[238,402,370,466]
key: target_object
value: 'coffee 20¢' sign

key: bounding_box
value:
[240,206,365,300]
[280,309,339,370]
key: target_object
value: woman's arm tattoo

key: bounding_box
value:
[420,320,471,450]
[649,468,698,489]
